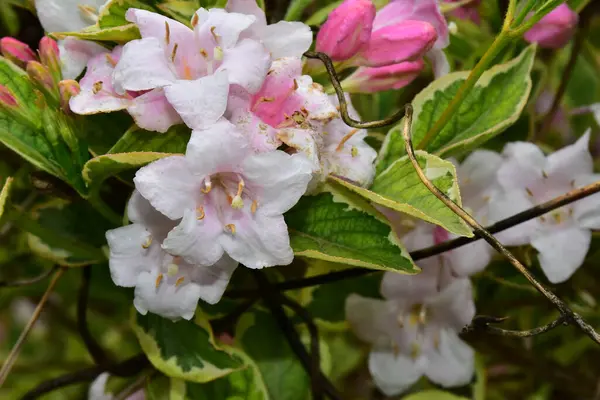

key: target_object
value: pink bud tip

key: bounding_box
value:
[360,20,437,67]
[524,4,578,49]
[39,37,60,62]
[343,60,424,93]
[26,61,55,92]
[0,37,37,66]
[316,0,376,61]
[0,84,18,107]
[58,80,81,113]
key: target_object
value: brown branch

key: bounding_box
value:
[401,103,600,345]
[303,51,405,129]
[462,315,566,337]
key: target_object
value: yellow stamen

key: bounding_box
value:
[210,26,219,43]
[540,215,546,222]
[199,48,208,58]
[230,178,245,209]
[105,54,117,67]
[542,170,548,179]
[201,179,212,193]
[351,146,358,157]
[396,314,404,328]
[175,277,185,287]
[165,22,171,45]
[392,341,400,356]
[525,187,534,197]
[191,13,199,27]
[225,224,236,234]
[183,58,193,80]
[196,206,205,220]
[167,263,179,277]
[410,342,420,360]
[252,97,274,111]
[251,200,258,214]
[142,236,152,249]
[433,333,440,350]
[171,43,179,62]
[92,81,103,94]
[155,273,164,288]
[213,46,223,61]
[336,128,360,152]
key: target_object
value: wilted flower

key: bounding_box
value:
[524,3,578,49]
[346,267,475,395]
[490,132,600,283]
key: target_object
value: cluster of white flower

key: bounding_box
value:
[63,0,376,320]
[347,133,600,395]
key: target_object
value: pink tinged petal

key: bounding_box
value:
[411,0,449,49]
[127,190,176,239]
[488,190,539,246]
[225,0,267,27]
[497,141,546,191]
[573,174,600,230]
[112,38,176,94]
[242,151,313,215]
[524,4,578,49]
[261,21,313,59]
[361,20,438,67]
[35,0,107,33]
[368,350,422,396]
[186,119,250,176]
[546,130,593,180]
[162,207,226,267]
[295,76,338,121]
[194,8,256,49]
[343,60,424,93]
[217,39,270,94]
[106,224,157,287]
[134,156,199,220]
[424,329,475,387]
[381,268,438,302]
[70,49,131,115]
[425,48,449,78]
[164,70,229,130]
[316,0,375,61]
[188,255,238,304]
[448,240,492,277]
[372,1,413,29]
[230,110,280,152]
[430,277,475,329]
[58,37,108,80]
[459,150,502,199]
[532,227,591,283]
[134,269,202,320]
[277,128,321,173]
[128,89,182,133]
[345,294,399,347]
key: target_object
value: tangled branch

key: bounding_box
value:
[463,315,566,337]
[401,104,600,345]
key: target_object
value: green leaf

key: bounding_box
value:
[133,312,245,382]
[158,1,200,25]
[334,151,472,237]
[377,45,536,172]
[97,0,163,28]
[0,176,13,220]
[285,192,418,273]
[108,125,191,154]
[82,152,175,192]
[53,24,140,42]
[402,391,470,400]
[235,310,309,400]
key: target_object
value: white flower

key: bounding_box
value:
[346,267,475,396]
[106,191,238,320]
[88,373,113,400]
[133,119,313,269]
[489,131,600,283]
[34,0,109,79]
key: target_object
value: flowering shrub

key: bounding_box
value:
[0,0,600,399]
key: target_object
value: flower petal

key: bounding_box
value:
[425,48,449,78]
[546,130,593,179]
[164,70,229,130]
[242,151,313,215]
[261,21,313,59]
[346,294,399,347]
[112,38,176,94]
[58,37,108,80]
[497,141,546,191]
[106,224,158,287]
[295,76,338,121]
[230,110,280,152]
[35,0,106,33]
[88,372,112,400]
[194,8,256,49]
[368,349,422,396]
[218,39,270,94]
[162,207,225,267]
[226,0,267,27]
[573,174,600,229]
[134,155,198,220]
[488,190,539,246]
[447,240,492,277]
[187,255,238,304]
[458,149,502,202]
[532,227,591,283]
[127,190,177,239]
[128,89,182,133]
[430,277,475,330]
[424,329,474,387]
[381,267,438,302]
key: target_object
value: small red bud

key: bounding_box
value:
[39,37,62,83]
[0,37,37,67]
[0,84,18,107]
[58,80,81,113]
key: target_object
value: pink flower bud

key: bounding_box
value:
[58,80,81,113]
[342,60,424,93]
[27,61,57,100]
[0,37,37,67]
[0,84,18,108]
[315,0,376,61]
[359,20,437,67]
[39,37,62,82]
[524,4,578,49]
[444,0,481,24]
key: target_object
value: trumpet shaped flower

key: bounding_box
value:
[490,132,600,283]
[346,267,475,396]
[106,191,238,320]
[134,119,313,269]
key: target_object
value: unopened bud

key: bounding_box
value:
[58,80,81,113]
[315,0,376,61]
[27,61,58,101]
[0,84,40,128]
[342,60,424,93]
[0,84,18,108]
[39,37,62,83]
[0,37,37,67]
[358,20,437,67]
[524,4,578,49]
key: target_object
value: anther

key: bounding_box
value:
[155,273,164,288]
[170,43,179,62]
[213,46,223,61]
[251,200,258,214]
[201,177,212,193]
[167,263,179,277]
[231,178,245,210]
[199,48,208,58]
[336,128,360,151]
[196,206,205,220]
[92,81,103,94]
[105,54,117,67]
[542,170,548,179]
[351,146,358,157]
[165,22,171,45]
[210,26,219,43]
[225,224,236,234]
[175,277,185,287]
[142,236,152,249]
[191,13,199,27]
[396,314,404,328]
[525,187,534,197]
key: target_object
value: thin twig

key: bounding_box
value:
[303,51,405,129]
[78,266,112,366]
[462,315,565,337]
[401,103,600,345]
[0,267,66,387]
[0,265,58,288]
[20,354,148,400]
[537,13,590,139]
[225,178,600,296]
